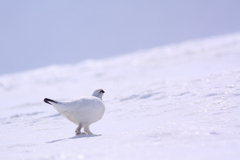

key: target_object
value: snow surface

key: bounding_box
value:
[1,33,240,160]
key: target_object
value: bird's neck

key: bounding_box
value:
[93,95,102,100]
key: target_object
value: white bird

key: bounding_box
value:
[44,89,105,135]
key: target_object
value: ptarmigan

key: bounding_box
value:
[44,89,105,135]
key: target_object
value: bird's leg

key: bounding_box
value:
[84,125,94,135]
[75,124,82,135]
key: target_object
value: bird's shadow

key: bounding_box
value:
[46,134,101,144]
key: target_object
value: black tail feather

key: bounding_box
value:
[44,98,58,105]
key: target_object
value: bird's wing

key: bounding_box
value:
[52,97,99,114]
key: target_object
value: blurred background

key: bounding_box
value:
[0,0,240,75]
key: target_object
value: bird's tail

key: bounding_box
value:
[44,98,58,105]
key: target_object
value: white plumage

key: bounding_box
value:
[44,89,105,135]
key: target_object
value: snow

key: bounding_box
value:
[1,32,240,160]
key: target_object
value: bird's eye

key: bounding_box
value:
[100,90,105,93]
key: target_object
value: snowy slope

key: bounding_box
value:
[1,33,240,160]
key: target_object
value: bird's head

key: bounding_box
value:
[92,89,105,99]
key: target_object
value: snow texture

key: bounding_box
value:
[1,33,240,160]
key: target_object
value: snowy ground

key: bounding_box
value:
[1,33,240,160]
